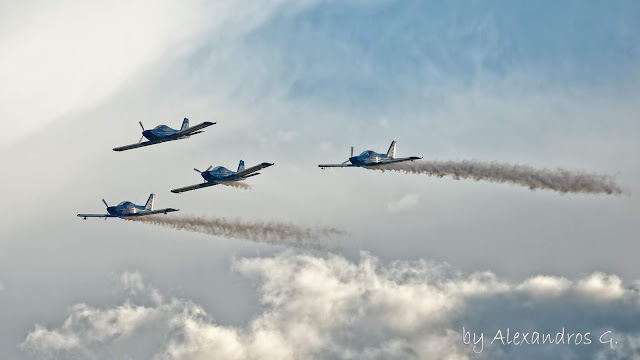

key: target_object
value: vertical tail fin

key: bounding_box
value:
[145,194,155,210]
[237,160,245,173]
[386,141,397,158]
[180,118,189,131]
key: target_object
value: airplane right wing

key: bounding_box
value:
[171,181,219,194]
[318,163,358,168]
[113,140,162,152]
[77,213,118,219]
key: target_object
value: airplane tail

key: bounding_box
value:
[180,118,189,131]
[386,141,397,158]
[145,194,155,210]
[237,160,245,172]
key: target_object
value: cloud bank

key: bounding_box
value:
[23,253,640,359]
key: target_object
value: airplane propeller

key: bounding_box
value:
[340,146,354,164]
[139,121,145,131]
[102,199,109,207]
[194,165,213,173]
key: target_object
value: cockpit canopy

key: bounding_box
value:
[117,201,134,207]
[153,125,172,131]
[360,150,376,157]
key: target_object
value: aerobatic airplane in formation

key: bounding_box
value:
[77,194,178,220]
[171,160,274,193]
[318,141,422,169]
[113,118,216,151]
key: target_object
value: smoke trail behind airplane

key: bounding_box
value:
[374,160,623,195]
[128,216,344,250]
[220,182,251,190]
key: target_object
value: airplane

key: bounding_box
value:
[113,117,216,151]
[319,141,422,169]
[77,194,179,220]
[171,160,274,193]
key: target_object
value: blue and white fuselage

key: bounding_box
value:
[171,160,275,193]
[141,125,180,142]
[106,201,148,216]
[113,118,216,151]
[319,141,422,169]
[201,166,238,182]
[77,194,178,220]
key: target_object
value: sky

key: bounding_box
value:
[1,0,640,359]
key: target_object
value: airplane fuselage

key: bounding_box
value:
[201,166,238,182]
[106,201,147,216]
[349,150,389,166]
[142,125,180,141]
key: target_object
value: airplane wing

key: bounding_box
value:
[171,181,219,194]
[77,213,118,219]
[131,208,179,216]
[378,156,423,165]
[167,121,216,139]
[113,140,163,151]
[226,162,274,181]
[318,163,359,168]
[113,122,216,151]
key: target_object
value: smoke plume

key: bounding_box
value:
[220,182,251,190]
[128,216,344,250]
[374,160,623,195]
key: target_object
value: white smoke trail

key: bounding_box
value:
[128,216,344,250]
[373,160,624,195]
[220,182,251,190]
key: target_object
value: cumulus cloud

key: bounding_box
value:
[22,253,640,360]
[387,193,420,213]
[517,275,572,296]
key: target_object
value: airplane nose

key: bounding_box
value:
[349,157,358,164]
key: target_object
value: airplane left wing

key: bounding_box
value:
[378,156,423,165]
[171,181,219,194]
[168,121,216,139]
[226,162,274,181]
[131,208,179,216]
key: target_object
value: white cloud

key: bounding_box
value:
[517,275,572,296]
[22,253,640,359]
[0,0,212,147]
[576,273,626,301]
[387,193,420,213]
